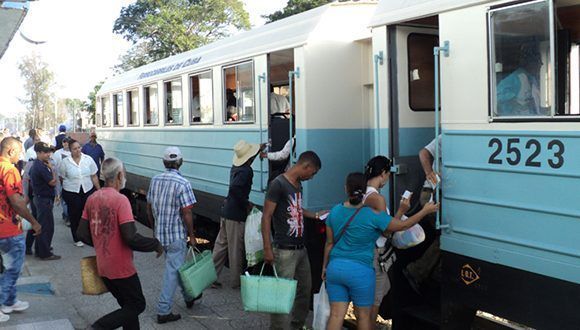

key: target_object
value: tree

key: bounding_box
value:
[264,0,333,23]
[113,0,251,71]
[87,81,103,124]
[18,53,55,130]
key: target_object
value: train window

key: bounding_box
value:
[190,71,213,124]
[127,89,139,126]
[223,61,254,123]
[408,33,439,111]
[489,0,553,118]
[113,93,124,126]
[144,84,158,125]
[165,78,183,125]
[101,96,110,127]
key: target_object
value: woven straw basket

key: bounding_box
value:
[80,256,108,295]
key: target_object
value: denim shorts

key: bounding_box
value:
[326,258,375,307]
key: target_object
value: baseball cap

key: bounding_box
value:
[163,146,182,161]
[58,124,66,132]
[34,142,55,153]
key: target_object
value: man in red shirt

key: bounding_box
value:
[0,137,41,323]
[77,157,163,329]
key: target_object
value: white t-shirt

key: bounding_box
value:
[53,149,71,170]
[59,154,98,193]
[363,186,391,247]
[270,93,290,114]
[25,146,36,161]
[423,135,442,188]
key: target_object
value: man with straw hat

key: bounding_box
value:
[212,140,262,289]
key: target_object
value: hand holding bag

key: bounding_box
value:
[178,247,218,298]
[240,263,297,314]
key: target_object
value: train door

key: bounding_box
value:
[388,25,438,213]
[267,49,295,182]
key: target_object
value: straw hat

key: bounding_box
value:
[232,140,260,166]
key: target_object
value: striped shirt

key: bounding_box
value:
[147,169,196,246]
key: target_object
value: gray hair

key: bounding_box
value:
[101,157,124,182]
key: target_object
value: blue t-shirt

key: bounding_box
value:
[328,204,391,267]
[30,159,55,199]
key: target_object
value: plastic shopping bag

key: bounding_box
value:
[392,217,425,249]
[312,282,330,330]
[244,207,264,267]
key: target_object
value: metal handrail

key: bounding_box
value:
[434,40,449,230]
[288,67,301,165]
[257,73,266,191]
[373,51,384,156]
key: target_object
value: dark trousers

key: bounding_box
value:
[93,273,146,330]
[33,196,55,258]
[25,195,38,254]
[62,187,94,243]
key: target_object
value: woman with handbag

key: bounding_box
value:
[321,172,437,330]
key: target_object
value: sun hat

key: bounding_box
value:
[232,140,260,166]
[163,146,183,161]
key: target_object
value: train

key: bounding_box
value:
[96,0,580,329]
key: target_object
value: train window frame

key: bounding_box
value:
[101,95,110,127]
[127,88,139,126]
[164,77,184,126]
[144,84,159,126]
[407,33,439,112]
[189,70,214,125]
[487,0,580,122]
[113,92,124,127]
[222,60,255,124]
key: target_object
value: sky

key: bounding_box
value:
[0,0,288,118]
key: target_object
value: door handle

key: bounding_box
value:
[390,163,408,175]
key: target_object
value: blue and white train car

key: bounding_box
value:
[372,0,580,328]
[96,1,378,222]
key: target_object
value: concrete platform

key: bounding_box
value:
[0,203,275,329]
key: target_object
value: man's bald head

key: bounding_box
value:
[1,137,22,164]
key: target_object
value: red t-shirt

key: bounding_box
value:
[82,187,136,279]
[0,157,23,239]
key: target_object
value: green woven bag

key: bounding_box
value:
[240,264,297,314]
[178,247,217,298]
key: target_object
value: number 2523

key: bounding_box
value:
[488,138,564,169]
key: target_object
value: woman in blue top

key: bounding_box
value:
[322,173,438,330]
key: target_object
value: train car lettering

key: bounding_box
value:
[460,264,480,285]
[487,138,565,169]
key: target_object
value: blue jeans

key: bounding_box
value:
[0,234,25,306]
[34,196,55,258]
[157,239,190,315]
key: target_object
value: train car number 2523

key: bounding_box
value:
[487,138,565,169]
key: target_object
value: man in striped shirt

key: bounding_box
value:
[147,146,198,324]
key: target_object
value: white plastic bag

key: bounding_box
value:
[312,282,330,330]
[244,207,264,267]
[392,220,425,249]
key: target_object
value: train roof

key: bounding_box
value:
[370,0,493,27]
[99,0,377,95]
[0,1,28,59]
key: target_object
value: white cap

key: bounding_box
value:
[163,146,182,161]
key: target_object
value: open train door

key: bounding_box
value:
[386,24,440,329]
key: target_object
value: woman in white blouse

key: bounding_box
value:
[59,139,100,246]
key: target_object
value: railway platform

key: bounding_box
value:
[1,204,274,330]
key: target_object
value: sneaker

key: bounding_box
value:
[74,241,84,247]
[0,311,9,322]
[185,293,202,308]
[157,313,181,324]
[40,254,61,261]
[1,300,29,313]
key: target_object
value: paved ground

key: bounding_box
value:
[1,203,280,329]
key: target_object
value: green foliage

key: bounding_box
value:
[87,81,104,123]
[264,0,333,23]
[113,0,251,71]
[18,53,55,130]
